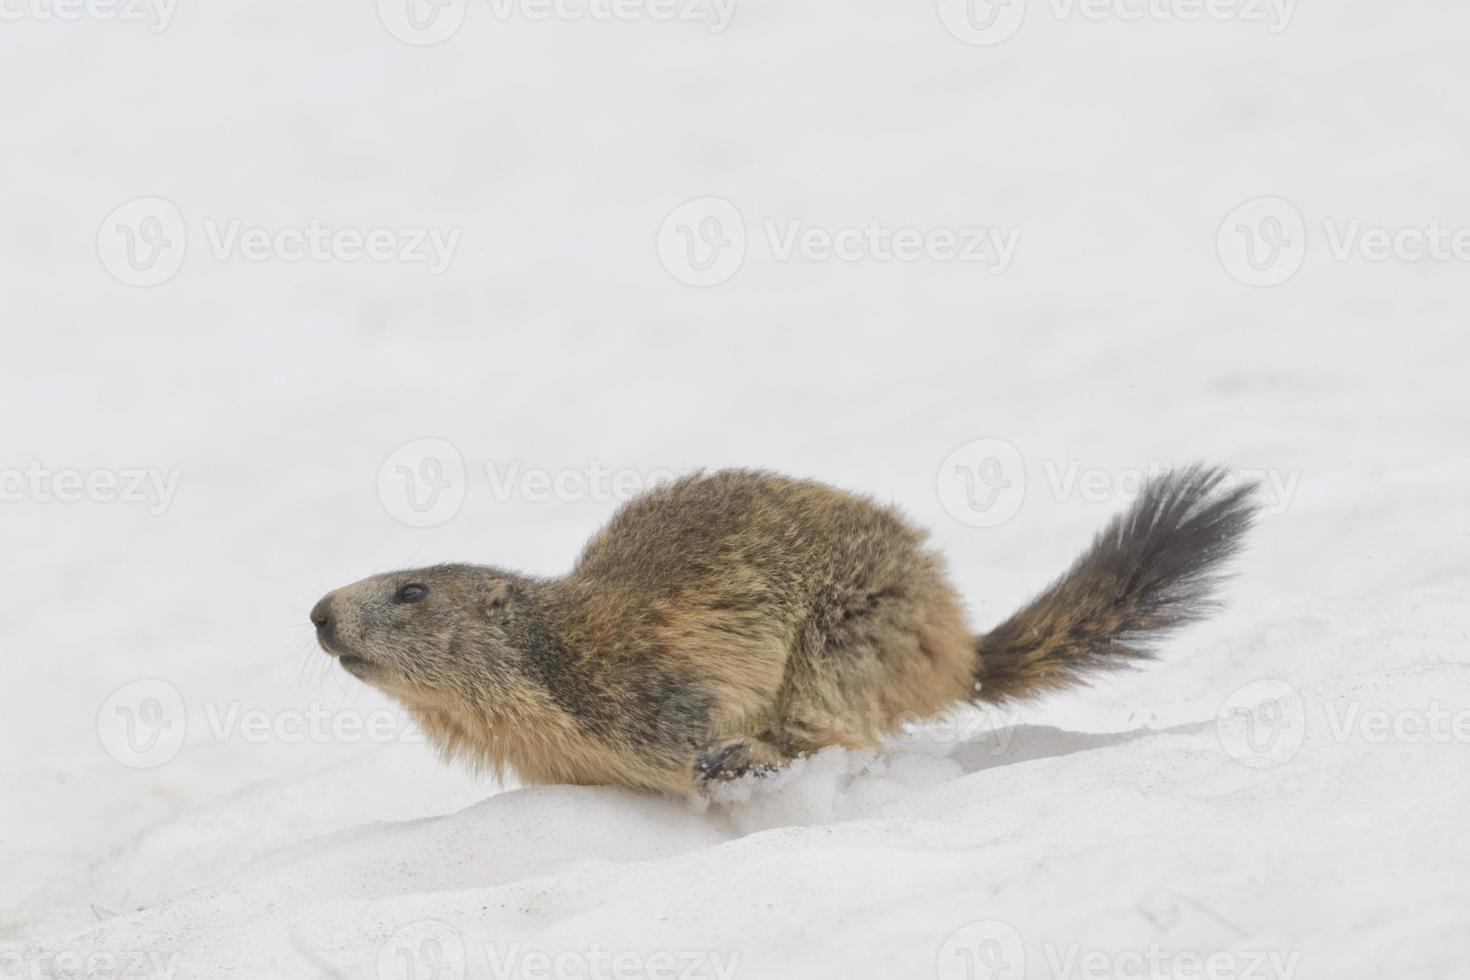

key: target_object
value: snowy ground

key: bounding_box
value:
[3,1,1470,978]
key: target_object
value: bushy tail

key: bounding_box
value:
[975,465,1258,704]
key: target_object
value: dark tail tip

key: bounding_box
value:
[976,464,1259,704]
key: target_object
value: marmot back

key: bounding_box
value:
[572,469,937,617]
[312,466,1256,794]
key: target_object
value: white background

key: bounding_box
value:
[2,1,1469,977]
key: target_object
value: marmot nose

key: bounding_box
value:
[310,597,333,631]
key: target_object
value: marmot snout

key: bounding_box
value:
[312,467,1257,794]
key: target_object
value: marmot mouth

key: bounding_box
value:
[338,653,373,674]
[318,635,374,674]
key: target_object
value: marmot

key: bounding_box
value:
[311,466,1256,794]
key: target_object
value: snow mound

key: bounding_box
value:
[10,583,1469,978]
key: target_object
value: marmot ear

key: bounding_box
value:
[481,580,515,620]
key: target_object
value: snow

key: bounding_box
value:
[3,1,1470,978]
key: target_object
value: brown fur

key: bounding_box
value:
[311,467,1256,794]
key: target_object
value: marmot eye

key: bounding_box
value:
[395,584,428,604]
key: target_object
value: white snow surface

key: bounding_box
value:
[3,2,1470,978]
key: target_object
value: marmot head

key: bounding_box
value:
[310,564,538,707]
